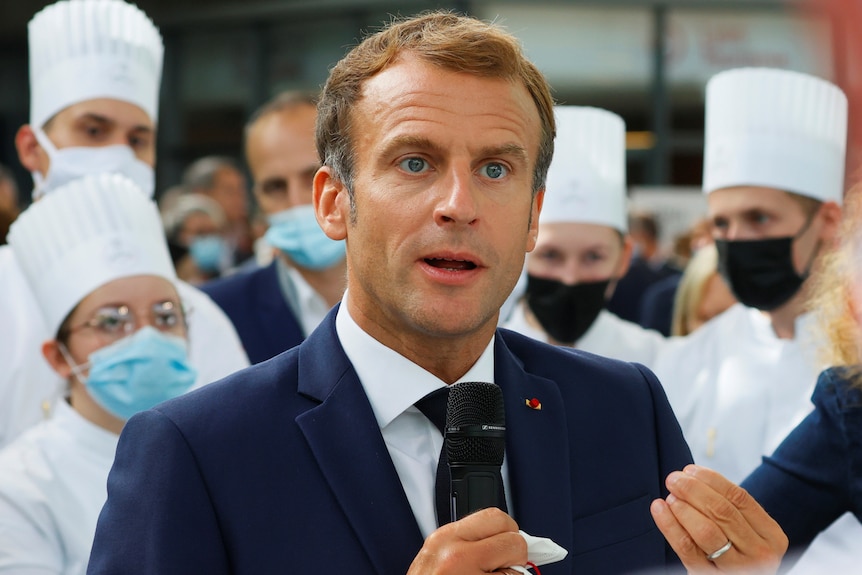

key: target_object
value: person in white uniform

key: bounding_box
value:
[0,0,248,448]
[503,106,665,367]
[651,67,858,573]
[0,174,198,574]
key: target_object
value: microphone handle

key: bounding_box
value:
[449,463,504,520]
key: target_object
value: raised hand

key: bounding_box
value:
[651,464,788,574]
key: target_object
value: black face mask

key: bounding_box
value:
[715,216,820,312]
[525,275,610,344]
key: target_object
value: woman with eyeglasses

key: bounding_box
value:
[0,174,196,574]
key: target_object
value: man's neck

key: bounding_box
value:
[346,296,496,384]
[765,289,809,340]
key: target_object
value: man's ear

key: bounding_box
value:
[526,189,545,253]
[313,166,349,241]
[616,234,635,278]
[42,340,72,380]
[15,124,47,174]
[818,200,843,248]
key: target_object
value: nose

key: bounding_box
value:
[434,164,478,226]
[559,261,582,286]
[721,221,744,241]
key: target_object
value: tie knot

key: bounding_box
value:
[415,386,449,434]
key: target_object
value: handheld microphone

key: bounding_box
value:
[445,381,506,521]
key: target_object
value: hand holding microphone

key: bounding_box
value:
[407,382,567,574]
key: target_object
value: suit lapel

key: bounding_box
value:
[295,309,424,574]
[495,334,574,572]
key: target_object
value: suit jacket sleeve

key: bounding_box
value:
[88,410,230,575]
[742,368,859,550]
[636,362,695,568]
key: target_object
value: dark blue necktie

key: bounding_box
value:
[415,387,451,527]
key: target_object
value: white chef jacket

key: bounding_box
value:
[653,302,821,482]
[0,400,118,575]
[653,302,862,574]
[503,301,666,369]
[0,245,250,449]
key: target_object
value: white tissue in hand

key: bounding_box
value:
[509,530,568,573]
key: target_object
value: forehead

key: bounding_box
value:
[355,55,541,152]
[46,98,154,131]
[536,221,622,249]
[183,210,218,227]
[707,186,798,215]
[247,106,318,161]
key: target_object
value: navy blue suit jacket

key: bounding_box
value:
[201,261,305,364]
[88,307,692,574]
[743,367,862,551]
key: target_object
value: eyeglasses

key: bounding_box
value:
[66,301,187,341]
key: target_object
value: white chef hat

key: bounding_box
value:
[541,106,627,232]
[703,67,847,204]
[8,173,176,336]
[28,0,164,129]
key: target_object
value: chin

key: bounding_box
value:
[415,307,496,339]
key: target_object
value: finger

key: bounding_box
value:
[683,466,788,551]
[663,492,753,571]
[452,507,520,542]
[664,478,785,574]
[665,470,762,555]
[410,524,526,575]
[474,530,528,573]
[650,498,716,573]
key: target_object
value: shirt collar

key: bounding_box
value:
[276,256,330,334]
[335,293,496,430]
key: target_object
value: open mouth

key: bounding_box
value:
[424,257,478,271]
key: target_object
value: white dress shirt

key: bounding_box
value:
[0,400,118,575]
[335,299,510,538]
[276,257,334,337]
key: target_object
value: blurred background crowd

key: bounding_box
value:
[1,0,858,295]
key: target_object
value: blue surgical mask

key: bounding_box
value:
[265,205,345,270]
[62,326,197,421]
[190,234,228,273]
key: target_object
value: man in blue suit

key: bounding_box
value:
[201,92,346,364]
[89,11,697,574]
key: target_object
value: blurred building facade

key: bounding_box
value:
[0,0,844,207]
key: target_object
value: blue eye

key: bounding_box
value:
[481,163,507,179]
[400,157,428,173]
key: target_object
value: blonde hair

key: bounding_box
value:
[316,10,555,199]
[809,187,862,383]
[671,244,720,337]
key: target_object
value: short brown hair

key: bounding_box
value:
[316,10,555,198]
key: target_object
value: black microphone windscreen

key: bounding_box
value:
[445,381,505,466]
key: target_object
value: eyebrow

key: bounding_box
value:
[379,135,445,160]
[77,113,153,134]
[478,143,529,165]
[380,135,529,164]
